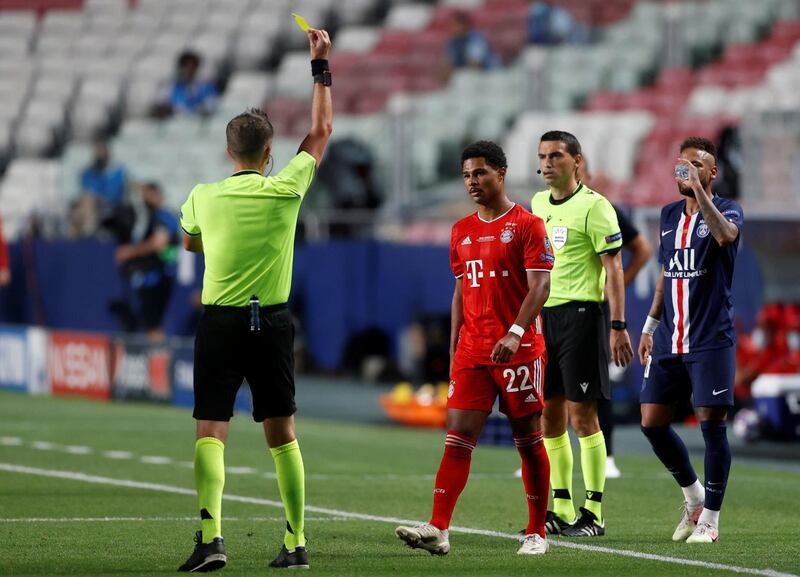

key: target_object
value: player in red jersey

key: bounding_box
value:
[396,141,554,556]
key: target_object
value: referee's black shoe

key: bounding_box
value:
[269,545,309,569]
[544,510,572,535]
[178,531,227,572]
[562,507,605,537]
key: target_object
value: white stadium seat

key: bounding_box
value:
[384,3,433,30]
[335,26,381,53]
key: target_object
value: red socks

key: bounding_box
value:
[515,431,550,537]
[429,431,476,530]
[428,429,548,536]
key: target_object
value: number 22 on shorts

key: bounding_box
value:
[504,361,542,397]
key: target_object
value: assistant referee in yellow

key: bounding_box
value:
[177,28,332,572]
[530,131,633,538]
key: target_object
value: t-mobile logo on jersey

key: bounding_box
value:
[465,259,484,287]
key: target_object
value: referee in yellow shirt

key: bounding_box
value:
[530,131,633,537]
[177,28,332,571]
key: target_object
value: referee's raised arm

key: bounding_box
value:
[298,28,333,166]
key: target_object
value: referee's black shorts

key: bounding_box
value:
[542,301,610,402]
[193,303,296,422]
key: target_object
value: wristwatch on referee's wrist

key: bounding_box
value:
[610,320,627,331]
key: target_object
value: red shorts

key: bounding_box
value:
[449,352,546,418]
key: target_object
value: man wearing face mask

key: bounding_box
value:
[638,137,743,544]
[115,182,180,341]
[81,139,128,207]
[79,139,135,242]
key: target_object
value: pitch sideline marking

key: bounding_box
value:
[3,436,797,482]
[0,516,346,523]
[0,463,796,577]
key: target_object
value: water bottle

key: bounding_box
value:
[249,295,260,332]
[675,164,690,181]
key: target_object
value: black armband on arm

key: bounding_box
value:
[311,59,331,86]
[311,59,329,76]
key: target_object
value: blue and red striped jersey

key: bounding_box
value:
[653,196,743,356]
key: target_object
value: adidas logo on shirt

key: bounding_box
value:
[524,393,537,403]
[461,236,472,245]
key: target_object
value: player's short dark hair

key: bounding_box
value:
[226,108,274,163]
[461,140,507,170]
[540,130,582,157]
[679,136,717,161]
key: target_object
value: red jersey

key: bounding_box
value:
[450,203,554,365]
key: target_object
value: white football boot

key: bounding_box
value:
[673,501,704,542]
[517,534,549,555]
[395,523,450,555]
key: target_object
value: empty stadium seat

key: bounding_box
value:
[503,111,655,186]
[221,72,275,111]
[336,26,382,53]
[385,3,434,31]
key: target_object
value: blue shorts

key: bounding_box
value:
[640,346,735,407]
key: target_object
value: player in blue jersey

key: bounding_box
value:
[638,137,743,544]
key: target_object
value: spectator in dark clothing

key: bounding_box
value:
[526,1,589,45]
[315,138,382,237]
[447,11,499,70]
[581,161,652,479]
[81,140,128,207]
[115,182,180,341]
[168,51,218,115]
[77,140,135,243]
[712,126,742,200]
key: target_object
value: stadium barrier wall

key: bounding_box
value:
[0,239,763,395]
[111,335,172,403]
[0,324,253,414]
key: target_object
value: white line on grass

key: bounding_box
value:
[226,466,258,475]
[103,450,133,459]
[2,438,795,484]
[140,456,173,465]
[0,516,347,523]
[31,441,55,450]
[0,463,795,577]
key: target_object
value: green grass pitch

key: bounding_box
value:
[1,391,798,576]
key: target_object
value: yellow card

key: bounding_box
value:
[291,13,311,32]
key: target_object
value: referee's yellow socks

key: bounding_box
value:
[194,437,225,542]
[271,439,306,549]
[544,431,576,523]
[579,431,606,523]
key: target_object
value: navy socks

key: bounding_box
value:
[700,420,731,511]
[641,425,698,487]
